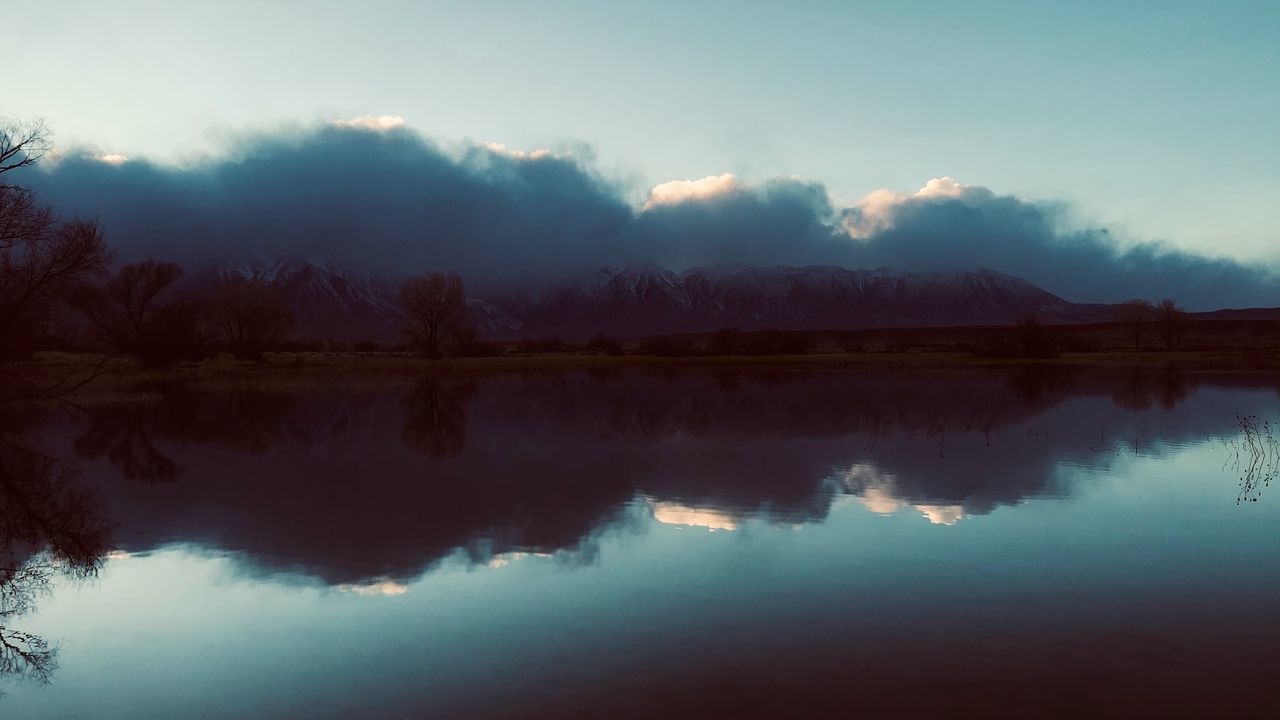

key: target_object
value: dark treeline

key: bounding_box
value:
[2,248,302,367]
[1,119,111,362]
[0,120,471,366]
[978,300,1192,359]
[0,119,299,366]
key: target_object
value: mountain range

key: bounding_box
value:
[186,257,1128,342]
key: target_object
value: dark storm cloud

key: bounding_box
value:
[29,125,633,286]
[25,123,1280,307]
[633,178,849,269]
[842,185,1280,308]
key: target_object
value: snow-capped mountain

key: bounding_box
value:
[189,255,406,341]
[485,263,1111,338]
[191,257,1113,342]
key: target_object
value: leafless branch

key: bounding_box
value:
[0,118,51,185]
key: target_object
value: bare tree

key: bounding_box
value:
[210,280,294,361]
[1,219,111,357]
[0,120,112,359]
[0,119,54,247]
[1157,298,1188,350]
[1114,298,1153,351]
[75,260,182,353]
[0,182,52,249]
[73,261,210,367]
[0,118,50,184]
[400,272,467,358]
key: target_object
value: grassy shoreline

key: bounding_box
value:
[4,347,1278,398]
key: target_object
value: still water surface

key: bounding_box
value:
[2,367,1278,717]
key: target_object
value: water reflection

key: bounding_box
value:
[400,377,475,459]
[24,367,1269,592]
[71,385,305,481]
[1110,366,1191,410]
[2,365,1278,713]
[0,423,110,688]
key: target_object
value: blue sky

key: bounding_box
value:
[7,0,1278,259]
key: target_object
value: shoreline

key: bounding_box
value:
[4,349,1278,399]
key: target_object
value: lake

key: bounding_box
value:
[2,366,1278,718]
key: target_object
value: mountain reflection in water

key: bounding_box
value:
[51,367,1266,583]
[1,366,1278,717]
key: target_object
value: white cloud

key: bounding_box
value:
[914,176,969,199]
[334,115,406,131]
[842,176,977,239]
[834,462,968,525]
[842,188,901,239]
[857,485,906,515]
[649,499,739,531]
[335,580,408,596]
[643,172,739,210]
[486,551,554,569]
[916,504,968,526]
[482,141,555,160]
[94,153,129,165]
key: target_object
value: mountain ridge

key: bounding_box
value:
[185,257,1225,342]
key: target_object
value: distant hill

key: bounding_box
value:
[1189,307,1280,322]
[481,263,1115,339]
[194,257,1272,343]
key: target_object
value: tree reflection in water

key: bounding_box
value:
[0,367,1265,613]
[1110,366,1190,411]
[45,367,1274,589]
[0,422,110,690]
[72,406,182,483]
[400,376,475,459]
[71,384,302,483]
[0,365,1273,718]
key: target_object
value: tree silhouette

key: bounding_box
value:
[0,118,50,181]
[1114,298,1153,351]
[1157,298,1188,350]
[1,119,112,360]
[73,260,211,367]
[210,280,294,361]
[400,272,466,358]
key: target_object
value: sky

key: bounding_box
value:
[4,0,1279,268]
